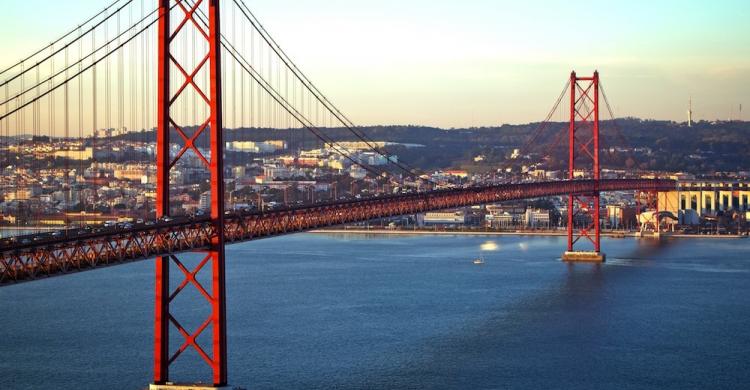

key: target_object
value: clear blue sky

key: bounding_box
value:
[2,0,748,127]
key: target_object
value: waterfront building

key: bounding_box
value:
[524,208,551,229]
[662,180,750,225]
[421,210,467,226]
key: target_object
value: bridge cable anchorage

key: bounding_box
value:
[232,0,430,183]
[182,0,407,184]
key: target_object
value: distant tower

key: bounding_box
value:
[687,97,693,127]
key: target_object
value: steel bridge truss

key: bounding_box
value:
[1,179,675,286]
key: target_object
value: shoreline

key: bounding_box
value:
[0,226,57,231]
[1,226,745,240]
[310,229,748,239]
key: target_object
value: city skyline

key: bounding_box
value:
[1,0,748,128]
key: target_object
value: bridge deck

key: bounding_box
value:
[0,179,675,285]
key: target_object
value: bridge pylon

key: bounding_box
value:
[152,0,229,388]
[562,71,605,262]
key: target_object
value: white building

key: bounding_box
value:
[226,141,285,153]
[485,212,515,229]
[232,166,246,179]
[199,191,211,210]
[524,208,550,228]
[422,210,466,225]
[263,165,292,179]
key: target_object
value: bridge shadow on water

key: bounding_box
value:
[612,237,677,263]
[342,263,620,390]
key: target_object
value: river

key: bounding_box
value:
[1,234,749,389]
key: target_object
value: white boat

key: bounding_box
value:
[473,256,484,265]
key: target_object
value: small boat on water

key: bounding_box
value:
[473,256,485,265]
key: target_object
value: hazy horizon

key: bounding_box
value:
[2,0,748,128]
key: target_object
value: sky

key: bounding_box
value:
[1,0,749,128]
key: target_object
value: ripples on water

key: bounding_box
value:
[1,234,749,389]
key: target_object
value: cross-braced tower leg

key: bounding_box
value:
[152,0,228,388]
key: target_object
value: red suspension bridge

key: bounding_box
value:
[0,0,675,388]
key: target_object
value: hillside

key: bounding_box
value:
[111,119,750,173]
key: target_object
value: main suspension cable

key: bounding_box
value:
[182,0,395,179]
[0,0,135,87]
[232,0,427,181]
[0,5,167,122]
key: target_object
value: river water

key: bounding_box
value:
[1,234,749,389]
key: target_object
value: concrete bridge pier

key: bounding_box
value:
[149,383,243,390]
[562,251,606,262]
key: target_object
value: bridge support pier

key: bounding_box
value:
[562,251,606,262]
[150,384,237,390]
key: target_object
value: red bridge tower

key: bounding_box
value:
[562,71,606,262]
[153,0,228,388]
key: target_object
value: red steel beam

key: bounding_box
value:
[154,0,171,383]
[567,71,602,253]
[0,179,676,286]
[152,0,227,385]
[206,0,228,385]
[593,72,601,252]
[567,72,576,251]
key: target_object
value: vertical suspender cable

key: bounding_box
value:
[78,27,84,223]
[92,28,99,207]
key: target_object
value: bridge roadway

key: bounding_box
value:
[0,179,675,285]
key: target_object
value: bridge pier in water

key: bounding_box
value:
[562,71,605,263]
[150,384,233,390]
[562,250,606,262]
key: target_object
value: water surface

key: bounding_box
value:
[1,234,749,389]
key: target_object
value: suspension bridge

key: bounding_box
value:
[0,0,675,388]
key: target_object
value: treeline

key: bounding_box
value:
[108,119,750,172]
